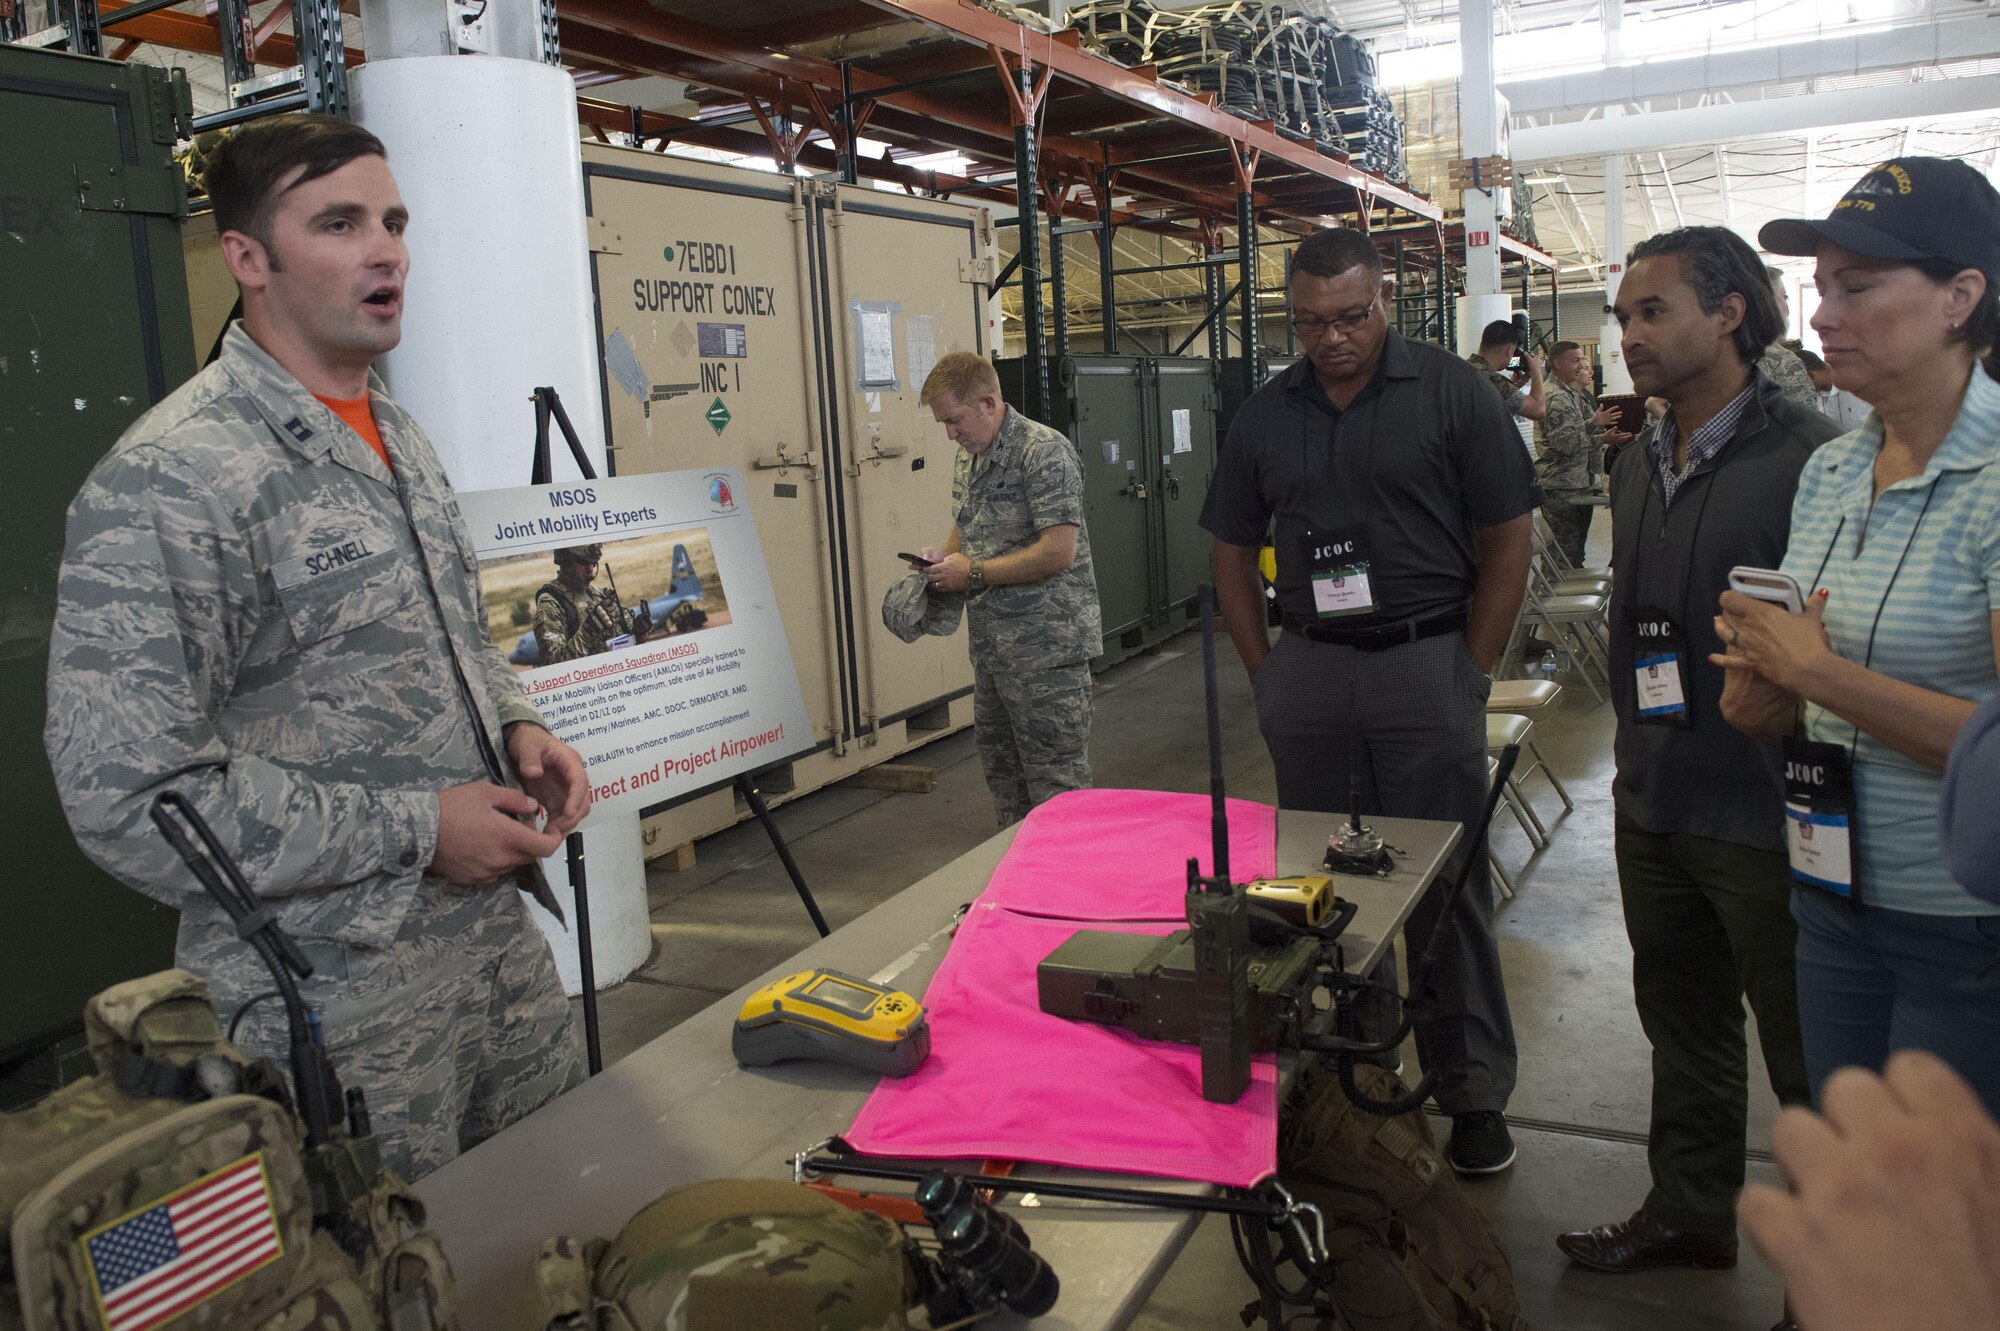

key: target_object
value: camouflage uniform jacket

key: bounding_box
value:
[534,580,637,664]
[46,322,561,959]
[1534,379,1601,493]
[1759,344,1819,411]
[953,406,1102,673]
[1467,352,1527,414]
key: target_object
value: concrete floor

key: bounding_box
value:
[585,544,1790,1331]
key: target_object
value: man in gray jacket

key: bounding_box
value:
[1558,227,1835,1275]
[45,116,590,1180]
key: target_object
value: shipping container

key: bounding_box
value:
[579,145,991,856]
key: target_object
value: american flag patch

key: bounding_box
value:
[80,1153,283,1331]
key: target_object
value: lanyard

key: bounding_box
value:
[1805,478,1940,754]
[1625,443,1721,636]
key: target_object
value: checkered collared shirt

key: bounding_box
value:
[1651,378,1758,506]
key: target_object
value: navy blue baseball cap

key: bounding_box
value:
[1759,156,2000,283]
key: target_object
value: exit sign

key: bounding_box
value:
[1468,230,1491,247]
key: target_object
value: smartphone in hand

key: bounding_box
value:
[1729,566,1806,614]
[897,552,935,568]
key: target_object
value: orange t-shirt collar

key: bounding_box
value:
[313,391,394,473]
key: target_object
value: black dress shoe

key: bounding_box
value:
[1555,1209,1737,1273]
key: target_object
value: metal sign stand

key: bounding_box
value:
[526,386,831,1074]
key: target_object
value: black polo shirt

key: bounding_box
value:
[1199,330,1539,625]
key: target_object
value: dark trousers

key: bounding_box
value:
[1542,493,1594,569]
[1792,890,2000,1114]
[1615,819,1810,1234]
[1255,630,1517,1114]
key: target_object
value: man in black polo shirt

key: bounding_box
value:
[1201,227,1539,1174]
[1557,226,1829,1277]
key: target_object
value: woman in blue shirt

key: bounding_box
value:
[1714,157,2000,1112]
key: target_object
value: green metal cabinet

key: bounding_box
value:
[1062,358,1150,651]
[2,45,193,1065]
[997,354,1218,667]
[1152,359,1218,620]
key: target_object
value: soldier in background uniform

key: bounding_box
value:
[535,543,650,664]
[1469,320,1548,454]
[45,115,588,1181]
[910,353,1100,826]
[1536,340,1631,568]
[1758,264,1822,411]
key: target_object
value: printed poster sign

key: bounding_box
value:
[462,468,812,819]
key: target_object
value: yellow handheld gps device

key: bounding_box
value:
[731,968,931,1077]
[1245,875,1335,928]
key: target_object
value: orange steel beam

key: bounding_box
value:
[573,96,1161,231]
[250,0,292,61]
[94,0,362,67]
[564,24,1223,213]
[841,0,1437,220]
[1497,231,1559,269]
[558,0,1253,218]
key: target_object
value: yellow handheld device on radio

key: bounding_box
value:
[731,968,931,1077]
[1245,875,1336,928]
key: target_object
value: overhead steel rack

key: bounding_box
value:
[6,0,1553,408]
[550,0,1450,415]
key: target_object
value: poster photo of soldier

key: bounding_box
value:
[478,528,734,670]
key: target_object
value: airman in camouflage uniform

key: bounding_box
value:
[914,354,1100,826]
[1757,342,1819,411]
[1760,264,1823,412]
[1468,320,1548,457]
[43,117,586,1183]
[533,544,648,664]
[1535,341,1612,568]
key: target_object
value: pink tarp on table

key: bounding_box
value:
[844,789,1282,1187]
[974,788,1277,922]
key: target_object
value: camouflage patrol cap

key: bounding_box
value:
[554,544,605,566]
[592,1177,914,1331]
[882,573,965,644]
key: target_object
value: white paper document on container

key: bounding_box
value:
[461,468,813,819]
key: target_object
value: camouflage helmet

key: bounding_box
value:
[881,573,964,645]
[554,543,605,567]
[584,1178,915,1331]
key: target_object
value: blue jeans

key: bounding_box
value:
[1791,888,2000,1114]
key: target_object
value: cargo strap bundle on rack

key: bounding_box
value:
[1061,0,1407,181]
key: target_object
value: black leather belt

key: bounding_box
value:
[1282,608,1468,652]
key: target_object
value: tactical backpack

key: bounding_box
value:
[1269,1061,1535,1331]
[0,970,457,1331]
[519,1177,916,1331]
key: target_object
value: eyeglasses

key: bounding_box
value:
[1291,303,1378,340]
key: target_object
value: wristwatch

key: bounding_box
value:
[968,557,986,592]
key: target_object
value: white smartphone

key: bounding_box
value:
[1728,566,1805,614]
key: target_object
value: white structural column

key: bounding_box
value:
[1597,0,1632,392]
[1455,0,1511,353]
[1601,148,1631,392]
[352,51,653,996]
